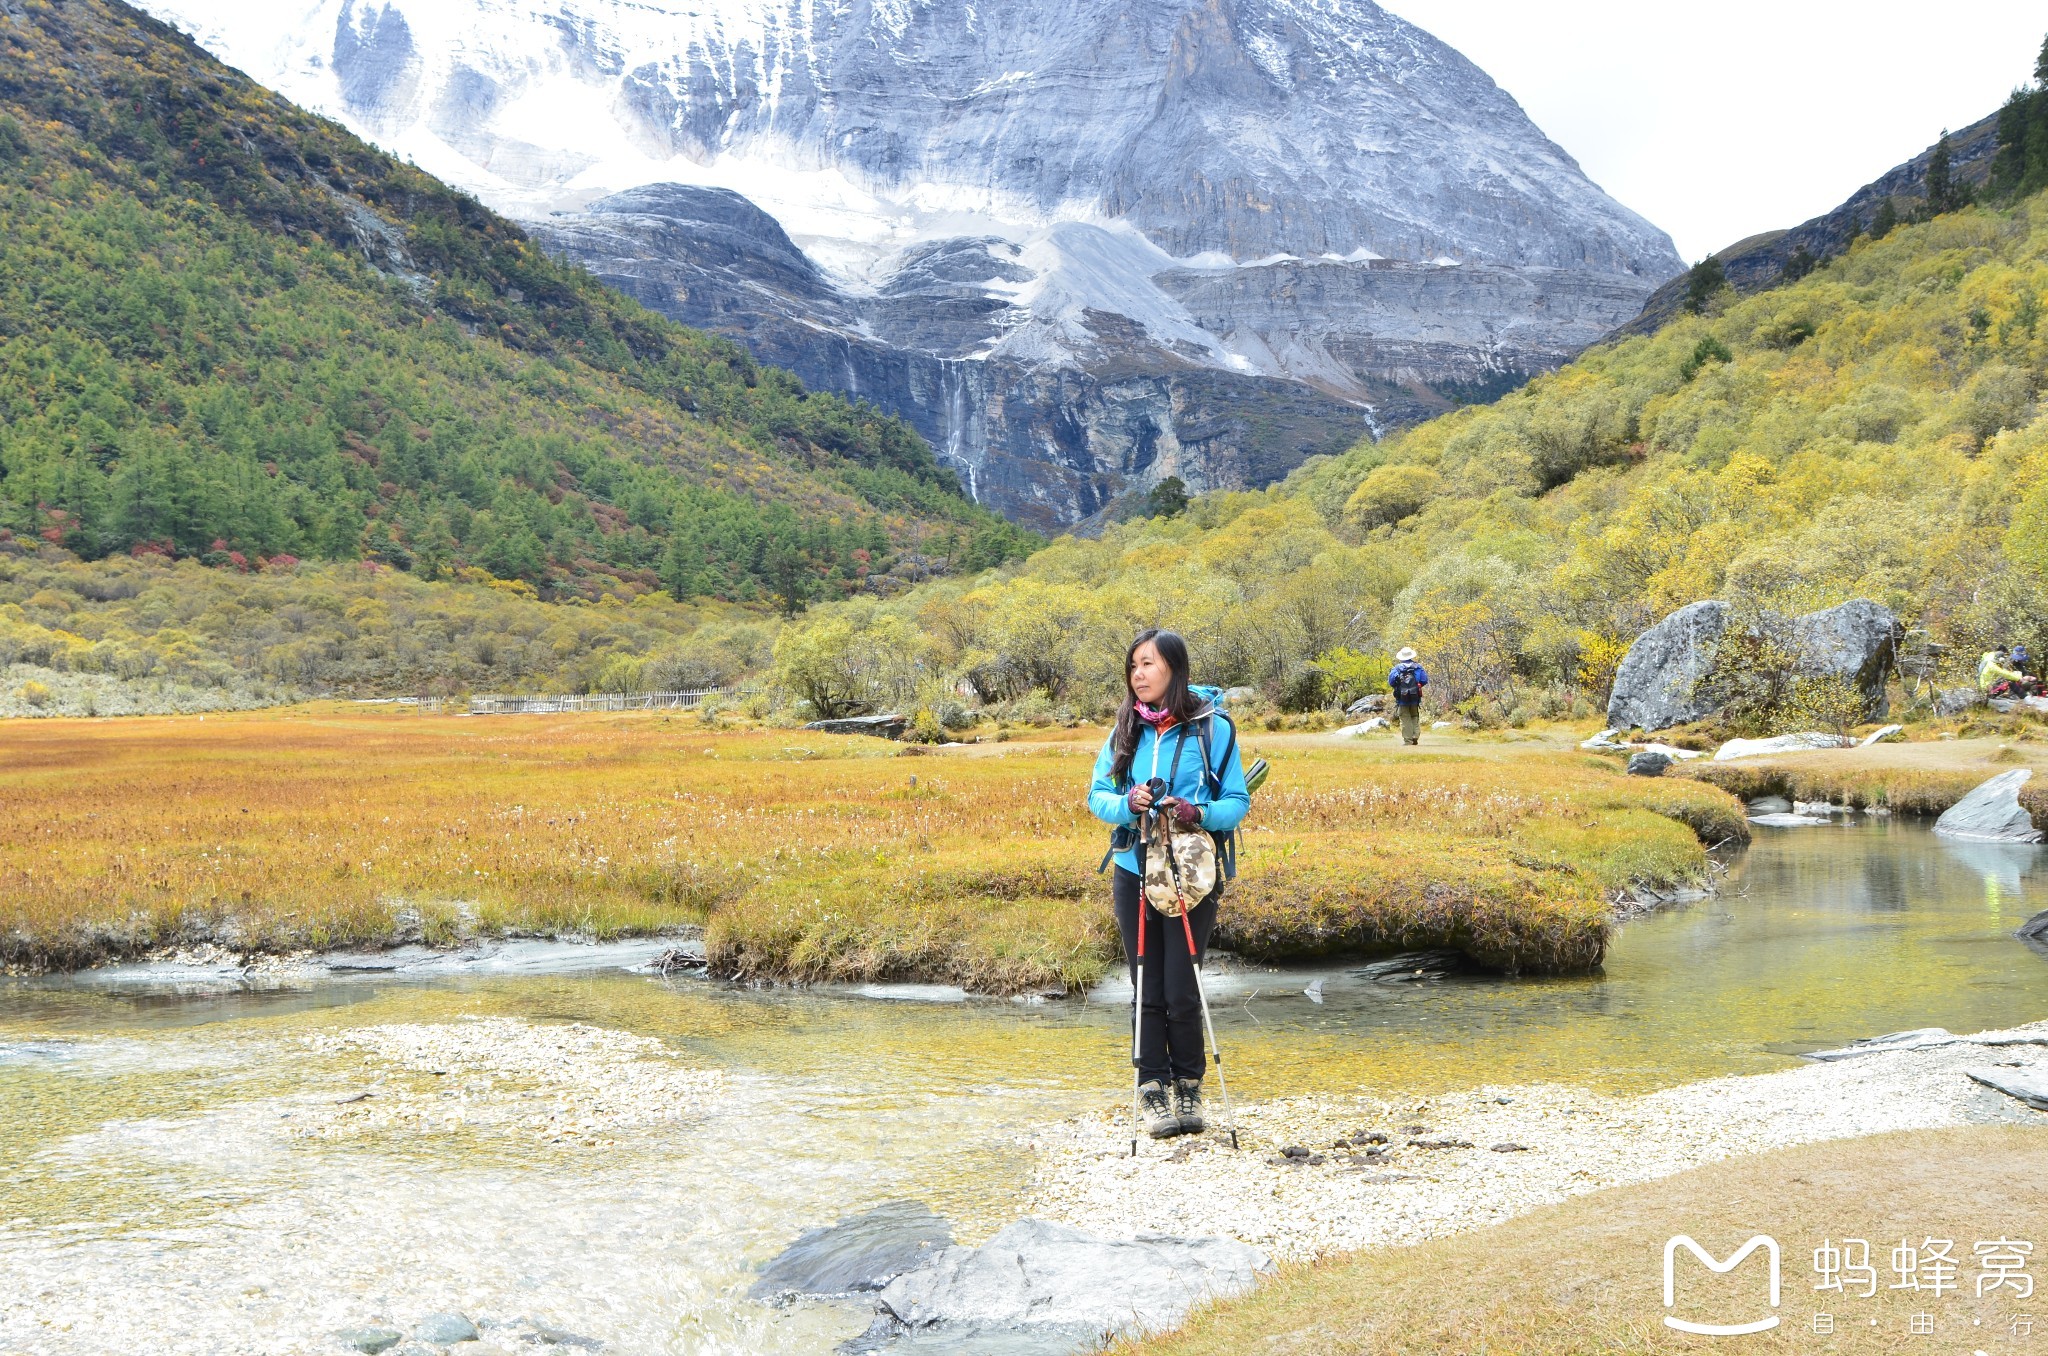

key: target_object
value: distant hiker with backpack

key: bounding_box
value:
[1087,629,1250,1140]
[1389,647,1429,745]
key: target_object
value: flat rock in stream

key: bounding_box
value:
[1353,950,1467,983]
[1802,1026,2048,1061]
[841,1319,1088,1354]
[1934,769,2044,844]
[411,1312,478,1344]
[2019,910,2048,956]
[752,1200,953,1300]
[1966,1066,2048,1111]
[1803,1028,1957,1061]
[871,1219,1269,1341]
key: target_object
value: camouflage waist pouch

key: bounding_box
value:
[1142,810,1218,917]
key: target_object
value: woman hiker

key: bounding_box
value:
[1087,629,1250,1139]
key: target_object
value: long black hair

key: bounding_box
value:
[1111,628,1197,785]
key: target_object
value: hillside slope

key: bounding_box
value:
[0,0,1032,607]
[781,157,2048,723]
[1617,112,2004,338]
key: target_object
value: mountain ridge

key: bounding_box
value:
[0,0,1032,605]
[1616,110,2005,338]
[140,0,1684,526]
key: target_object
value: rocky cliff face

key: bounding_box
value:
[146,0,1684,527]
[535,184,1374,529]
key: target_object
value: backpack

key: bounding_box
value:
[1097,685,1242,882]
[1390,663,1425,705]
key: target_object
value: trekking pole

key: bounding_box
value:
[1179,908,1240,1150]
[1130,886,1145,1158]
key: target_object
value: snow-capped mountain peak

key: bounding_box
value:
[143,0,1682,528]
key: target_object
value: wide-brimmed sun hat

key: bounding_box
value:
[1395,647,1417,661]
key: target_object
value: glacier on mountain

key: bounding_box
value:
[142,0,1683,528]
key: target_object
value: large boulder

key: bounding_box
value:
[1788,600,1898,719]
[1605,601,1730,731]
[1934,769,2044,844]
[1935,686,1982,716]
[1607,598,1898,732]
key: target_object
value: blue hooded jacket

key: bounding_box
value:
[1086,697,1250,877]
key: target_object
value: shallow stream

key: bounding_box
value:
[4,820,2047,1354]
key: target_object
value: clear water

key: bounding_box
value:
[3,820,2046,1353]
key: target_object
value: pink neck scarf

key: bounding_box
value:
[1134,700,1175,727]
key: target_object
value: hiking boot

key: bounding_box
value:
[1172,1078,1206,1135]
[1137,1080,1178,1138]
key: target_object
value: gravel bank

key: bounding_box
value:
[1024,1020,2048,1261]
[292,1016,724,1147]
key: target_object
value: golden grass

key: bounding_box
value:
[1681,760,1990,816]
[1125,1124,2048,1355]
[0,711,1742,987]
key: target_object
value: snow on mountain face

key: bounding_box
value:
[142,0,1684,527]
[149,0,1673,272]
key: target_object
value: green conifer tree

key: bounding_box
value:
[1925,130,1959,214]
[765,541,811,617]
[1145,476,1190,519]
[1683,256,1726,315]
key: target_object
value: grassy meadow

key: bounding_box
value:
[1671,710,2048,816]
[0,710,1742,987]
[1122,1125,2048,1356]
[1681,759,1994,816]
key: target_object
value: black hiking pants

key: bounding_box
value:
[1112,864,1219,1084]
